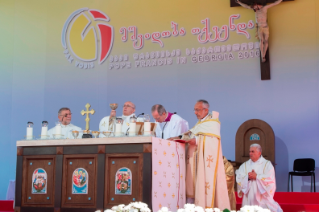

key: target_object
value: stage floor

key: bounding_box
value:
[2,192,319,212]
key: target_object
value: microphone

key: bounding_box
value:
[137,113,144,118]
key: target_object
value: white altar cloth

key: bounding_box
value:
[16,136,152,146]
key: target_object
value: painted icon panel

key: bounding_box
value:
[72,168,88,194]
[32,168,47,194]
[115,167,132,195]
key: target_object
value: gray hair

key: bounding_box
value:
[58,107,71,115]
[250,143,262,153]
[151,104,167,115]
[197,99,210,109]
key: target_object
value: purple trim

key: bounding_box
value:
[164,112,173,122]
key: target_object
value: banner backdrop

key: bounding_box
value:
[1,0,319,199]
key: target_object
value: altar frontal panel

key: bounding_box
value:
[21,155,55,207]
[61,154,97,208]
[104,153,143,208]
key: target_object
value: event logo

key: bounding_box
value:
[61,8,114,68]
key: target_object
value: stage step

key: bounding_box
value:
[0,201,14,212]
[236,192,319,212]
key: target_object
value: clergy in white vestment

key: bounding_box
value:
[236,144,283,212]
[99,101,137,137]
[169,99,230,210]
[151,104,189,139]
[47,107,82,139]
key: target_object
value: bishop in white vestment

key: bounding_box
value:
[99,101,137,137]
[47,107,82,139]
[151,104,189,139]
[170,100,230,210]
[236,144,283,212]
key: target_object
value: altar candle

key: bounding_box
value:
[129,123,136,136]
[55,124,62,138]
[41,126,48,139]
[26,127,33,140]
[144,122,151,135]
[115,123,122,136]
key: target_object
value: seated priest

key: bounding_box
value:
[47,107,82,139]
[169,99,230,209]
[236,144,283,212]
[151,104,189,139]
[99,101,136,137]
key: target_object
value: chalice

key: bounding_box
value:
[72,130,79,139]
[102,131,112,137]
[92,131,100,138]
[109,103,118,131]
[109,103,118,111]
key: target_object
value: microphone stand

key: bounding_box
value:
[136,113,145,118]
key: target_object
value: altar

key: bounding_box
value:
[15,137,185,212]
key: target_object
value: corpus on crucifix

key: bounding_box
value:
[236,0,282,62]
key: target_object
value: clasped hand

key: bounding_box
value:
[248,169,257,180]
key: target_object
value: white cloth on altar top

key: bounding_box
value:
[236,156,283,212]
[99,113,136,137]
[155,114,189,139]
[47,123,82,139]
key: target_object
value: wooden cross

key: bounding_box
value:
[230,0,293,80]
[81,103,95,130]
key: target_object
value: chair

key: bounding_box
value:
[288,158,316,192]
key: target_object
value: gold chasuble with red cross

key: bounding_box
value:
[185,114,230,210]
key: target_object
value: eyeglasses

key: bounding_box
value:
[193,108,207,112]
[59,113,72,117]
[123,104,133,108]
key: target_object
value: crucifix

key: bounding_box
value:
[230,0,293,80]
[81,103,95,131]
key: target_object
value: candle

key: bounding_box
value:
[41,126,48,139]
[144,122,151,135]
[115,123,122,136]
[26,127,33,140]
[55,124,62,139]
[129,123,136,136]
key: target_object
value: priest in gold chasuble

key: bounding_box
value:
[179,100,230,210]
[223,156,236,210]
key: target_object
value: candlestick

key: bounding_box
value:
[115,123,122,136]
[41,127,48,139]
[144,122,151,136]
[129,116,137,136]
[129,123,136,136]
[26,122,34,140]
[41,121,48,139]
[114,117,124,137]
[55,122,62,139]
